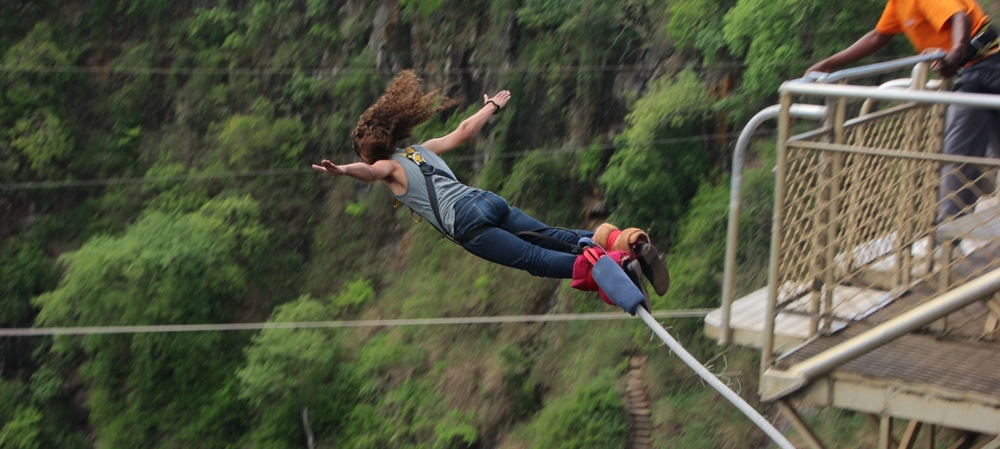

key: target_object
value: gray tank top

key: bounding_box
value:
[391,145,479,236]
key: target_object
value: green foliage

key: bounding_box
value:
[517,0,582,30]
[105,43,159,128]
[512,0,648,142]
[0,22,75,116]
[120,0,173,26]
[27,366,61,404]
[279,73,332,117]
[735,142,776,292]
[0,1,51,56]
[32,196,267,448]
[401,0,447,18]
[174,377,250,449]
[0,239,56,326]
[433,411,478,448]
[221,0,340,69]
[331,55,388,118]
[35,195,268,327]
[329,278,376,313]
[498,150,590,226]
[0,0,910,447]
[0,380,27,427]
[576,138,609,182]
[345,200,367,216]
[142,163,211,214]
[601,70,714,235]
[185,7,238,50]
[239,296,340,406]
[341,377,478,448]
[10,109,73,175]
[654,178,729,337]
[212,112,307,170]
[0,406,42,449]
[499,344,543,416]
[667,0,736,60]
[653,140,775,338]
[721,0,892,120]
[525,370,628,449]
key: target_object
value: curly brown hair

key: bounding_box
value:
[352,70,451,163]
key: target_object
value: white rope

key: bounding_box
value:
[636,308,796,449]
[0,309,711,337]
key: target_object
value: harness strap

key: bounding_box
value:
[514,230,585,254]
[397,148,585,252]
[399,147,457,241]
[964,21,1000,67]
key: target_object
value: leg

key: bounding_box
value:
[938,104,993,222]
[461,227,580,278]
[453,191,582,278]
[501,206,592,252]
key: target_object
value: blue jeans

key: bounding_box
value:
[453,191,592,279]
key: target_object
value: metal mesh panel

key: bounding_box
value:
[775,103,961,334]
[777,148,821,301]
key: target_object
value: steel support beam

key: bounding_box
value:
[762,268,1000,401]
[775,400,828,449]
[899,420,923,449]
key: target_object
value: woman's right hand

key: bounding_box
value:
[311,159,347,176]
[484,90,511,111]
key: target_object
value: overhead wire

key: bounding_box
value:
[0,129,778,190]
[0,55,916,76]
[0,309,713,336]
[0,63,715,76]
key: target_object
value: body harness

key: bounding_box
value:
[395,146,583,253]
[395,146,458,242]
[963,20,1000,67]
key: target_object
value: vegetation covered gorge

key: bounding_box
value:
[0,0,911,447]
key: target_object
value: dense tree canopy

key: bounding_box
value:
[0,0,926,446]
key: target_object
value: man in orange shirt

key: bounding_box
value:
[807,0,1000,224]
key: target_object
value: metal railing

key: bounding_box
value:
[715,54,1000,377]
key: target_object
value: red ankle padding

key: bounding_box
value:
[605,229,622,250]
[571,248,630,305]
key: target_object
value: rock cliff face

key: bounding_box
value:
[357,0,678,151]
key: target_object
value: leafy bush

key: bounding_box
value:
[31,196,268,448]
[0,240,56,327]
[0,406,42,449]
[10,109,73,175]
[239,295,358,448]
[601,70,714,236]
[525,370,628,449]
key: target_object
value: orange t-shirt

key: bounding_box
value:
[876,0,989,52]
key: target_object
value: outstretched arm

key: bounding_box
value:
[311,159,395,183]
[805,30,893,75]
[421,90,511,155]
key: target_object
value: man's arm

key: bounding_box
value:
[420,90,511,155]
[806,30,894,75]
[934,12,971,77]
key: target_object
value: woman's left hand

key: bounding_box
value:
[484,90,511,112]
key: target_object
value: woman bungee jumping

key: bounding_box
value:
[312,70,668,301]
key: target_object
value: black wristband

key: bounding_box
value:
[486,100,501,114]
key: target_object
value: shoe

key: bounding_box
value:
[634,242,670,296]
